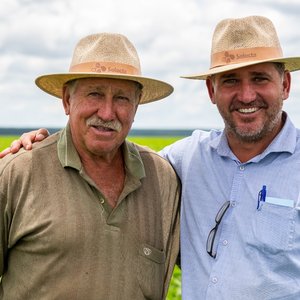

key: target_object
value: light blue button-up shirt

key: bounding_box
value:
[161,114,300,299]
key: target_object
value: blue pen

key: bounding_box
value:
[257,185,267,210]
[261,185,267,201]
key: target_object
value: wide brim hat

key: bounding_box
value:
[35,33,173,104]
[182,15,300,80]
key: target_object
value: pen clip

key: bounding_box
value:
[257,185,267,210]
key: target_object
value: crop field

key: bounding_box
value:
[0,135,183,299]
[0,136,18,151]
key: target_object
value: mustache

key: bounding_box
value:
[86,116,122,132]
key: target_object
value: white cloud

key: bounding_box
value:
[1,0,300,129]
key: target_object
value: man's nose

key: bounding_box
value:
[97,98,115,121]
[237,82,256,103]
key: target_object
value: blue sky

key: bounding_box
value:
[1,0,300,129]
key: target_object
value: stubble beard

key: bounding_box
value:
[222,101,283,143]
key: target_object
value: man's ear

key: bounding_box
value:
[133,89,142,115]
[62,85,71,115]
[282,70,291,101]
[206,77,216,104]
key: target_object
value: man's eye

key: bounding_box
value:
[254,77,268,83]
[116,96,130,101]
[222,79,237,85]
[88,92,101,97]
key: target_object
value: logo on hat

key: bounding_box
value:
[91,63,107,73]
[223,52,235,63]
[35,33,174,104]
[182,16,300,80]
[223,51,257,64]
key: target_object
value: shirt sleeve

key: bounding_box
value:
[162,173,181,299]
[0,175,8,277]
[159,136,190,178]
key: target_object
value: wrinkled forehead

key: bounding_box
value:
[66,78,143,99]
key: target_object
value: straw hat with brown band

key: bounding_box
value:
[35,32,173,104]
[182,15,300,80]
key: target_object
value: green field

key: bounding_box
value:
[0,135,183,299]
[0,136,19,151]
[0,135,183,153]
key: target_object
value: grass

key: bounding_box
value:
[128,136,182,151]
[0,136,18,151]
[0,134,183,299]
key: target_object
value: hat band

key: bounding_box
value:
[211,47,283,69]
[70,61,140,75]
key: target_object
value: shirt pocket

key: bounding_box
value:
[137,243,166,300]
[248,202,296,254]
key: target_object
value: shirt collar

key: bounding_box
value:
[210,112,297,162]
[57,123,146,180]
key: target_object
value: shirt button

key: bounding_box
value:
[223,240,228,246]
[231,201,236,207]
[100,198,105,204]
[143,247,152,256]
[212,277,218,284]
[239,165,245,170]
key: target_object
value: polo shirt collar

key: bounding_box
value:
[57,123,146,180]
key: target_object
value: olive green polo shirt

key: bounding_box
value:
[0,126,180,300]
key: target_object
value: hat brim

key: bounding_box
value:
[35,73,173,104]
[181,56,300,80]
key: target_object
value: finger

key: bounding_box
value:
[18,132,35,151]
[34,128,50,142]
[10,139,24,153]
[0,129,50,159]
[0,147,12,159]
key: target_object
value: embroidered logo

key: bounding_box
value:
[223,51,235,63]
[91,63,107,73]
[222,51,257,64]
[91,63,128,74]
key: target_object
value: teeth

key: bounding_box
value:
[238,107,258,114]
[94,126,112,131]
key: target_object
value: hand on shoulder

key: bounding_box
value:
[0,128,50,158]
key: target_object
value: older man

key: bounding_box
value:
[0,33,180,300]
[12,15,300,300]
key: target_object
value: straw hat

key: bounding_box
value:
[182,15,300,80]
[35,33,173,104]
